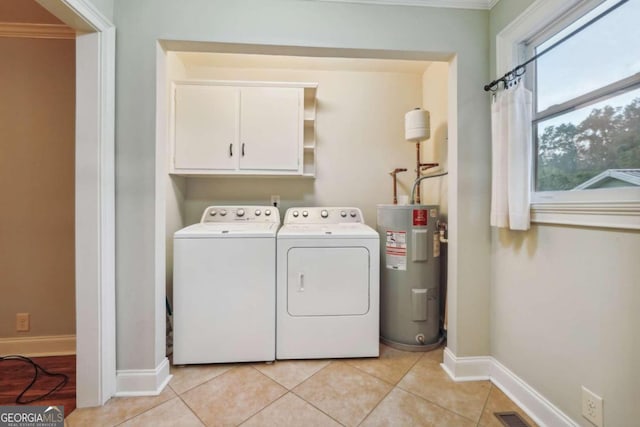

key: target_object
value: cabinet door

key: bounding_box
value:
[174,85,238,170]
[239,87,301,171]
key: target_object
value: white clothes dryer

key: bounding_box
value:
[173,206,280,364]
[276,207,379,359]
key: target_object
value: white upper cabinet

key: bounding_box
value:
[238,87,300,172]
[174,85,238,171]
[170,81,316,177]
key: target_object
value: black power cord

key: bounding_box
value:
[0,355,69,404]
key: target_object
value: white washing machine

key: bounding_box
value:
[277,207,380,359]
[173,205,279,364]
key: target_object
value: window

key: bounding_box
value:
[496,0,640,229]
[529,0,640,196]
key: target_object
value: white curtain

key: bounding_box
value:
[490,82,533,231]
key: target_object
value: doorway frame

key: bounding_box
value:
[37,0,116,407]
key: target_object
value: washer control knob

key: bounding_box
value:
[302,211,309,217]
[340,210,347,217]
[292,211,299,217]
[265,209,271,216]
[209,209,217,216]
[255,209,261,216]
[220,209,227,216]
[350,210,357,218]
[236,208,245,217]
[321,210,329,218]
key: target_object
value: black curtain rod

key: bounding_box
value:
[484,0,629,92]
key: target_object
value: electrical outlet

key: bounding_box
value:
[16,313,30,332]
[582,386,604,427]
[270,195,280,207]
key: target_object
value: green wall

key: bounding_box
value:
[488,0,535,78]
[88,0,113,22]
[112,0,492,370]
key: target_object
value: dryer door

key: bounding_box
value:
[287,247,370,316]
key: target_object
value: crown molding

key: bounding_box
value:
[0,22,75,39]
[303,0,494,10]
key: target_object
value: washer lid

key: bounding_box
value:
[175,222,279,239]
[277,223,378,239]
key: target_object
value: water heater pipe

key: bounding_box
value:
[389,168,408,204]
[415,143,421,203]
[410,171,449,204]
[414,142,439,204]
[420,163,440,172]
[437,221,449,243]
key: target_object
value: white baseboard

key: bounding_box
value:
[441,347,491,381]
[115,357,172,397]
[441,347,578,427]
[490,359,578,427]
[0,335,76,357]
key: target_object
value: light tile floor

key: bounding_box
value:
[66,344,538,427]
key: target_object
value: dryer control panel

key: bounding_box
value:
[284,207,364,224]
[200,206,281,223]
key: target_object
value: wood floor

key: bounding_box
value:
[0,354,76,417]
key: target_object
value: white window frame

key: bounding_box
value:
[496,0,640,230]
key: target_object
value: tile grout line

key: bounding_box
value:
[276,360,348,426]
[353,346,437,426]
[285,359,335,390]
[393,345,488,424]
[169,361,336,426]
[174,365,256,427]
[111,391,179,427]
[248,360,328,390]
[289,388,347,427]
[343,342,441,387]
[290,359,393,427]
[175,388,208,427]
[342,360,407,387]
[227,365,289,425]
[476,382,494,427]
[238,386,289,426]
[177,364,285,427]
[395,384,481,425]
[169,363,237,395]
[248,362,295,390]
[284,360,351,426]
[355,382,396,427]
[283,347,443,426]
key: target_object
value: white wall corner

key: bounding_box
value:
[0,335,76,357]
[441,346,491,381]
[443,350,578,426]
[115,357,172,397]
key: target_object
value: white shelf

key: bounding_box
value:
[302,83,318,178]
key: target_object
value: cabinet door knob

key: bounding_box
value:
[229,143,233,157]
[242,143,245,157]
